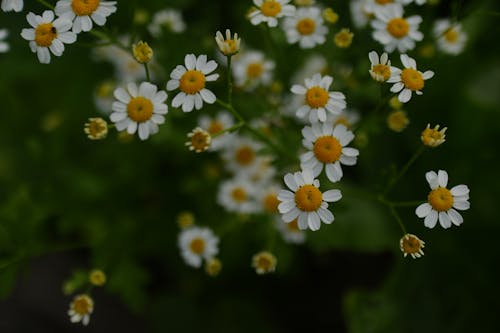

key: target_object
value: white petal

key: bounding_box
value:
[439,211,452,229]
[282,207,300,222]
[426,171,439,189]
[453,200,470,211]
[317,207,334,224]
[138,122,149,140]
[323,189,342,202]
[298,212,308,230]
[448,209,463,226]
[451,184,469,196]
[284,174,298,191]
[437,170,448,188]
[199,89,216,103]
[308,212,321,231]
[415,203,431,218]
[424,210,438,228]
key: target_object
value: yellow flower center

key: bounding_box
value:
[231,187,247,203]
[387,18,409,38]
[71,0,100,16]
[190,130,211,152]
[421,126,445,147]
[444,28,459,43]
[127,97,153,123]
[401,235,423,255]
[89,270,106,286]
[35,23,57,47]
[296,18,316,35]
[189,237,206,255]
[261,0,282,17]
[313,136,342,164]
[85,118,108,140]
[295,184,323,212]
[401,68,424,91]
[133,41,153,64]
[246,62,264,79]
[334,29,354,48]
[375,0,393,4]
[235,146,255,166]
[72,296,93,315]
[305,86,329,108]
[428,187,454,212]
[372,64,391,81]
[387,110,409,132]
[334,116,351,129]
[179,70,206,94]
[263,193,279,213]
[207,120,224,135]
[287,218,300,232]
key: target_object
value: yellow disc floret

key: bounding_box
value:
[295,185,323,212]
[313,136,342,163]
[71,295,94,315]
[179,70,206,94]
[235,146,255,166]
[305,86,329,108]
[187,128,211,153]
[371,64,391,82]
[387,18,409,38]
[127,97,153,122]
[399,234,425,258]
[231,187,247,203]
[189,237,206,255]
[428,187,454,212]
[246,62,264,79]
[401,68,424,91]
[35,23,57,47]
[444,28,459,43]
[296,18,316,35]
[71,0,100,16]
[261,0,282,17]
[207,121,224,135]
[263,193,280,213]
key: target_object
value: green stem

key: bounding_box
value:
[144,63,151,82]
[226,55,233,106]
[89,29,129,52]
[212,121,244,138]
[384,145,425,196]
[391,200,424,207]
[389,205,407,234]
[36,0,54,9]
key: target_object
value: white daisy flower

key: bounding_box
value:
[0,29,9,53]
[148,8,186,37]
[300,123,359,182]
[368,50,399,83]
[198,111,235,151]
[93,80,115,114]
[275,216,306,244]
[110,82,168,140]
[20,10,77,64]
[387,54,434,103]
[364,0,395,16]
[282,6,328,49]
[55,0,117,34]
[217,177,260,214]
[222,136,263,174]
[232,50,275,91]
[178,226,219,268]
[327,109,360,129]
[278,168,342,231]
[249,0,296,28]
[350,0,370,29]
[166,54,219,112]
[291,73,346,123]
[371,3,423,53]
[433,19,467,55]
[68,294,93,326]
[1,0,22,12]
[257,183,282,214]
[415,170,470,229]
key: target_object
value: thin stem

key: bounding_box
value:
[384,145,425,195]
[36,0,54,9]
[144,63,151,82]
[216,99,244,123]
[391,200,424,207]
[226,55,233,106]
[389,205,407,234]
[212,121,244,138]
[89,29,129,52]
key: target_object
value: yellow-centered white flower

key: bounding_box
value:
[55,0,117,34]
[232,50,275,91]
[433,19,467,55]
[1,0,23,12]
[178,227,219,268]
[278,168,342,231]
[249,0,296,28]
[387,54,434,103]
[415,170,470,229]
[282,6,327,49]
[368,50,399,82]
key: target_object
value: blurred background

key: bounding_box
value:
[1,0,500,332]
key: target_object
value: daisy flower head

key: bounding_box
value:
[291,73,346,123]
[198,111,235,151]
[387,54,434,103]
[433,19,467,55]
[232,50,275,91]
[68,294,94,326]
[371,3,423,53]
[249,0,296,28]
[178,226,219,268]
[110,82,168,140]
[282,6,327,49]
[258,184,282,214]
[415,170,470,229]
[300,123,359,182]
[421,124,447,147]
[89,269,106,286]
[275,217,306,244]
[399,233,425,259]
[278,168,342,231]
[132,41,153,64]
[0,29,9,53]
[55,0,117,34]
[252,251,277,274]
[222,136,263,174]
[327,109,360,129]
[364,0,398,16]
[148,8,186,37]
[167,54,219,112]
[368,51,399,82]
[185,127,212,153]
[217,177,260,214]
[84,117,108,140]
[387,110,409,132]
[20,11,77,64]
[333,28,354,48]
[1,0,23,12]
[215,29,241,56]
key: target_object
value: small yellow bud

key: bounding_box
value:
[89,269,107,286]
[177,211,195,229]
[388,96,403,109]
[215,29,241,56]
[421,124,447,147]
[323,8,339,24]
[387,110,409,132]
[252,251,277,275]
[132,41,153,64]
[84,117,108,140]
[400,234,425,259]
[186,127,212,153]
[334,28,354,48]
[133,9,149,25]
[205,258,222,277]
